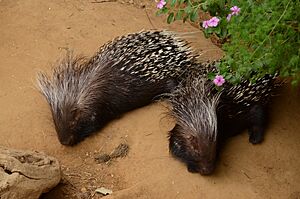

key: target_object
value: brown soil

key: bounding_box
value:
[0,0,299,198]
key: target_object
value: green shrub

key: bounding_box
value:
[156,0,300,85]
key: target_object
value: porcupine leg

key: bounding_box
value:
[248,104,267,144]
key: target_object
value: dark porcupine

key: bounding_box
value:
[37,30,202,146]
[167,63,280,175]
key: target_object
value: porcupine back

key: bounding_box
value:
[181,61,279,121]
[217,71,280,138]
[37,30,201,145]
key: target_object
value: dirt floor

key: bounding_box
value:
[0,0,300,198]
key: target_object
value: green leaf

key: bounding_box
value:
[167,12,175,24]
[178,0,185,4]
[206,28,214,34]
[161,7,169,14]
[170,0,177,7]
[214,26,221,35]
[220,26,228,39]
[175,10,184,20]
[291,79,299,87]
[207,2,219,16]
[208,72,216,80]
[201,2,208,11]
[156,7,169,16]
[225,73,233,79]
[189,9,198,22]
[184,5,192,14]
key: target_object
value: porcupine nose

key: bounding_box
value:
[188,163,214,175]
[199,167,214,175]
[59,134,76,146]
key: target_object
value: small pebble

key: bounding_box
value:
[95,187,113,196]
[80,187,87,193]
[94,154,111,163]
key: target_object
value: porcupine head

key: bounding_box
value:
[168,78,220,175]
[37,55,103,146]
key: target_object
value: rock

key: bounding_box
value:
[0,146,61,199]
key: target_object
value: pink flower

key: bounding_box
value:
[207,17,220,27]
[226,14,232,22]
[202,20,210,29]
[213,75,225,86]
[202,17,220,29]
[157,0,166,9]
[230,6,241,15]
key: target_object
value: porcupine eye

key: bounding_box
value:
[90,112,96,121]
[69,110,80,129]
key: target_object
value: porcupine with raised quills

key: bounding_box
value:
[37,30,202,146]
[167,62,280,175]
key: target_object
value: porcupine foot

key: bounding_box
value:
[248,104,267,144]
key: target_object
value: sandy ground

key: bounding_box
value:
[0,0,300,198]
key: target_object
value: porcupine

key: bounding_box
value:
[167,62,280,175]
[37,30,202,146]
